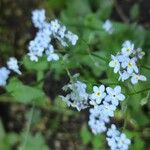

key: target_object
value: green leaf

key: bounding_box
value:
[0,121,18,150]
[130,4,139,20]
[80,125,92,145]
[19,133,49,150]
[23,56,48,71]
[92,135,105,150]
[6,77,45,103]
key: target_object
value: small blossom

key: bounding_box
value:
[88,101,117,134]
[122,58,138,74]
[109,55,120,73]
[45,45,59,61]
[65,31,78,45]
[102,20,113,34]
[118,71,130,81]
[32,9,46,28]
[28,9,78,62]
[131,73,147,84]
[88,107,107,134]
[7,57,21,75]
[117,133,131,150]
[106,124,120,137]
[58,26,66,38]
[105,86,125,106]
[0,67,10,86]
[121,40,134,56]
[61,80,89,111]
[50,19,60,33]
[133,48,145,59]
[106,124,131,150]
[89,85,106,106]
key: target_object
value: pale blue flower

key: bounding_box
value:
[109,55,120,73]
[0,67,10,86]
[32,9,46,29]
[61,80,89,111]
[122,58,138,74]
[105,86,125,106]
[7,57,21,75]
[102,20,113,34]
[107,124,131,150]
[121,40,134,56]
[89,85,106,106]
[131,73,147,84]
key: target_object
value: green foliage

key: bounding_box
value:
[23,56,49,72]
[6,77,45,103]
[0,121,18,150]
[80,125,92,145]
[19,133,49,150]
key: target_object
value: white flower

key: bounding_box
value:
[107,124,120,137]
[122,58,138,74]
[28,52,38,62]
[131,73,147,84]
[117,133,131,150]
[109,55,120,73]
[61,80,89,111]
[7,57,21,75]
[102,20,113,34]
[58,26,66,38]
[106,124,131,150]
[88,101,117,135]
[89,85,106,106]
[109,41,146,84]
[118,71,130,81]
[106,137,117,150]
[88,107,107,134]
[50,19,60,33]
[46,45,59,61]
[29,9,78,62]
[134,48,145,59]
[105,86,125,106]
[102,102,116,117]
[65,31,78,45]
[0,67,10,86]
[32,9,46,28]
[121,40,134,56]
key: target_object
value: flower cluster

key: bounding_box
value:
[88,85,125,134]
[106,124,131,150]
[109,40,146,84]
[60,80,89,111]
[61,78,131,148]
[0,57,21,86]
[102,20,113,34]
[28,9,78,62]
[61,76,126,134]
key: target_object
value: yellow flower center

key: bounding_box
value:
[96,92,101,96]
[126,48,130,52]
[128,62,132,67]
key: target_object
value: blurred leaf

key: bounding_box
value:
[6,77,45,103]
[130,4,139,21]
[0,120,18,150]
[92,134,105,150]
[19,133,49,150]
[80,125,92,145]
[23,56,49,72]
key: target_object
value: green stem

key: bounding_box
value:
[20,102,35,150]
[141,65,150,71]
[128,88,150,96]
